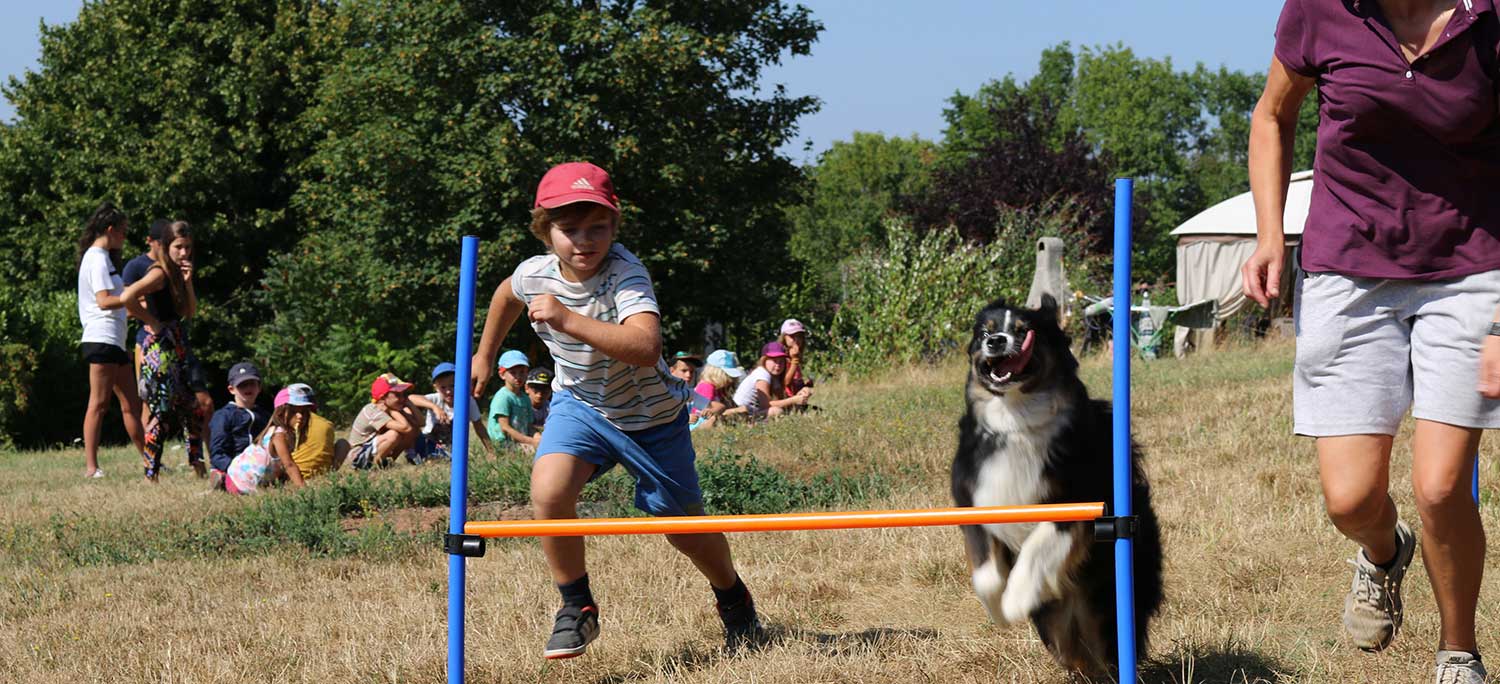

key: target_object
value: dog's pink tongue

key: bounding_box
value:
[997,330,1035,375]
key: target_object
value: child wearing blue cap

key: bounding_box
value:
[486,349,539,449]
[471,162,762,660]
[422,362,492,459]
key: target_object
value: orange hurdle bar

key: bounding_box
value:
[463,502,1106,538]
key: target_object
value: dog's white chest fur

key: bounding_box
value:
[970,387,1064,550]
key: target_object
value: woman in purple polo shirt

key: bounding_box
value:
[1243,1,1498,679]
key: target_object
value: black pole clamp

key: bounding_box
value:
[445,533,487,557]
[1093,516,1138,543]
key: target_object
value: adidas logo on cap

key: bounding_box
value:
[571,177,594,190]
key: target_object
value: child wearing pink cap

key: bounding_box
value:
[732,341,812,420]
[777,318,813,400]
[225,385,314,494]
[470,161,763,659]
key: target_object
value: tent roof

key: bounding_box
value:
[1170,170,1312,237]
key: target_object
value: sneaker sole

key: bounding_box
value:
[542,619,599,659]
[542,632,597,660]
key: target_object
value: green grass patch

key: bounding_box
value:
[3,446,889,568]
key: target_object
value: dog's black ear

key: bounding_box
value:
[1037,294,1059,316]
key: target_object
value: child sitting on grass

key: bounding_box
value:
[668,351,702,385]
[284,383,349,480]
[732,342,811,420]
[691,350,749,430]
[225,387,308,494]
[422,362,493,459]
[487,349,539,450]
[207,362,268,490]
[470,161,762,659]
[348,374,419,470]
[526,367,554,431]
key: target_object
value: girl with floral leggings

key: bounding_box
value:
[130,220,204,481]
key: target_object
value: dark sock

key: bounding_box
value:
[558,574,594,608]
[1372,529,1403,571]
[713,575,750,609]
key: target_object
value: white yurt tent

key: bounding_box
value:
[1170,169,1312,356]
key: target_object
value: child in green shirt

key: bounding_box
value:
[487,349,539,449]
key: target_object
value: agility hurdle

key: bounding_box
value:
[443,178,1144,683]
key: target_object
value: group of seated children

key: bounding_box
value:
[201,319,808,494]
[486,349,553,451]
[672,319,815,430]
[206,353,558,495]
[207,361,351,495]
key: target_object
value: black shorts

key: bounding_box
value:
[81,342,129,366]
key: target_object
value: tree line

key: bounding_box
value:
[0,2,1312,447]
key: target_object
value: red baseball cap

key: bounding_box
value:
[535,162,619,212]
[371,374,413,402]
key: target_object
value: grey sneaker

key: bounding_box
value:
[1435,651,1489,684]
[542,604,599,659]
[1342,519,1416,651]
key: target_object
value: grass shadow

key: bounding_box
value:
[586,623,942,684]
[1134,640,1299,684]
[788,624,942,656]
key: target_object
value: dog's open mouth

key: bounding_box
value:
[981,330,1035,386]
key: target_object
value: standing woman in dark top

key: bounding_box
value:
[1244,1,1499,679]
[131,219,207,481]
[123,219,212,477]
[75,202,148,477]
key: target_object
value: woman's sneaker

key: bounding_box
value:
[543,604,599,659]
[1343,520,1416,651]
[1434,651,1489,684]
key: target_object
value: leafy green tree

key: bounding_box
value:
[0,0,822,440]
[0,0,341,443]
[907,91,1112,246]
[934,43,1322,284]
[257,0,821,416]
[940,43,1075,165]
[785,132,935,288]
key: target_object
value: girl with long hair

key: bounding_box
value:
[225,396,310,495]
[75,202,148,477]
[730,342,810,420]
[130,220,207,481]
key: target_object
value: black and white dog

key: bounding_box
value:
[950,297,1163,677]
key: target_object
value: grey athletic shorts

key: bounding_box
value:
[1293,269,1500,436]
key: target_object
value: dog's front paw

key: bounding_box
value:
[999,581,1041,624]
[972,560,1006,623]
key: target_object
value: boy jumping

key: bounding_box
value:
[471,162,762,659]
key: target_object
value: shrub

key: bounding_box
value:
[0,288,96,448]
[822,203,1105,374]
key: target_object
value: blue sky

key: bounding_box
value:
[1,1,1282,162]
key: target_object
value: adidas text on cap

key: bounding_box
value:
[535,162,618,212]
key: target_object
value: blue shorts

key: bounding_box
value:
[536,391,702,516]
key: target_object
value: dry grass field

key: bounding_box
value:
[2,340,1497,683]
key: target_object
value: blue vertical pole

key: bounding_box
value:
[447,236,479,684]
[1112,179,1138,683]
[1474,453,1481,505]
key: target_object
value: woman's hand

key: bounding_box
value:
[1479,331,1500,399]
[1240,241,1285,309]
[179,259,194,284]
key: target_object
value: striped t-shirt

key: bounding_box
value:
[510,243,689,431]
